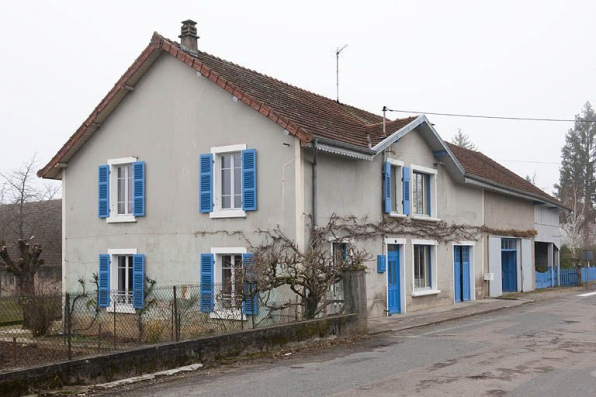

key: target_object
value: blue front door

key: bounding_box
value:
[502,251,517,292]
[387,245,401,314]
[454,246,471,302]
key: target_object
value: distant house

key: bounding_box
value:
[38,20,566,318]
[0,199,62,296]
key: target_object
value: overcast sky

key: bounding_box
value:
[1,0,595,194]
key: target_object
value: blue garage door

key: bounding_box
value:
[502,239,518,292]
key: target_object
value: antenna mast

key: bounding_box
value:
[336,44,348,103]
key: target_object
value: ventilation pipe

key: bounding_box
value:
[179,20,199,52]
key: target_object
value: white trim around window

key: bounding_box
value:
[411,240,441,297]
[410,164,439,220]
[106,248,138,313]
[210,247,247,321]
[106,157,138,224]
[210,144,247,219]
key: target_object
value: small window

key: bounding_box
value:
[413,172,431,216]
[414,245,432,290]
[117,164,133,215]
[332,242,349,265]
[501,239,517,250]
[116,255,133,305]
[220,153,242,210]
[220,254,243,309]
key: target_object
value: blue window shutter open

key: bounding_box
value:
[200,253,214,313]
[403,166,410,215]
[199,154,213,213]
[133,161,146,217]
[377,254,387,273]
[242,253,258,315]
[132,254,145,309]
[98,165,110,218]
[98,254,110,307]
[384,161,391,214]
[242,149,257,211]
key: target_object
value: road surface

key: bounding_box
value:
[95,290,596,396]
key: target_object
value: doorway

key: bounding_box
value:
[454,246,471,302]
[501,239,518,292]
[387,245,401,314]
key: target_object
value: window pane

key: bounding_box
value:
[221,155,231,169]
[118,167,126,214]
[233,153,241,168]
[127,164,133,214]
[222,196,231,209]
[234,194,242,208]
[222,169,231,195]
[414,245,430,289]
[234,167,241,195]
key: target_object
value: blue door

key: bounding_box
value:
[387,245,401,314]
[454,246,471,302]
[502,251,517,292]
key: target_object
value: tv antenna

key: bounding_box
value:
[336,44,348,103]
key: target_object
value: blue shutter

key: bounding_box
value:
[199,154,213,213]
[133,161,146,217]
[454,248,462,302]
[384,161,391,214]
[242,253,258,315]
[242,149,257,211]
[403,166,410,215]
[98,254,110,307]
[200,253,214,313]
[132,254,145,309]
[98,165,110,218]
[377,254,386,273]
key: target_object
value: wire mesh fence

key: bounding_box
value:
[0,281,345,372]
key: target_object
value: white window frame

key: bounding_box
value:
[452,241,476,303]
[411,239,440,297]
[210,247,247,320]
[106,157,138,224]
[387,158,405,217]
[210,144,247,219]
[410,164,439,221]
[107,248,138,313]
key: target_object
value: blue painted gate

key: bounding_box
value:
[454,246,471,302]
[387,245,401,314]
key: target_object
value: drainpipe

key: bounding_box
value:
[312,138,318,230]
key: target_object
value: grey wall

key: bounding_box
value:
[63,54,299,291]
[484,191,534,231]
[534,205,561,247]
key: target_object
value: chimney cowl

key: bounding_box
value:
[179,19,199,52]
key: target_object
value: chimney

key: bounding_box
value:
[179,19,199,52]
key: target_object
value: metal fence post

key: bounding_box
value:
[113,296,117,350]
[173,286,179,342]
[65,293,72,360]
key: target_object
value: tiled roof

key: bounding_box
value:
[446,143,561,205]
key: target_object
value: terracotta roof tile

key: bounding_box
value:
[446,143,561,205]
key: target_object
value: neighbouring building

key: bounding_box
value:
[38,21,566,318]
[0,199,62,296]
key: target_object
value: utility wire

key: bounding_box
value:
[384,107,596,123]
[496,159,561,165]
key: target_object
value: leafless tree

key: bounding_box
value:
[560,182,588,261]
[0,155,60,297]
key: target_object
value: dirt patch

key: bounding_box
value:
[0,340,70,372]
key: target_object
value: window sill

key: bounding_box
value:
[210,310,246,321]
[106,305,136,314]
[209,209,246,219]
[411,215,441,222]
[106,215,136,224]
[412,289,441,297]
[388,212,406,218]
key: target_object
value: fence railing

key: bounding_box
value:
[536,266,596,289]
[0,282,345,373]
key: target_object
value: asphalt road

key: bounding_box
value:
[97,290,596,396]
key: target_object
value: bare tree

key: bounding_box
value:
[451,129,477,150]
[560,182,588,261]
[0,156,60,297]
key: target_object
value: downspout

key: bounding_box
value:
[312,138,318,230]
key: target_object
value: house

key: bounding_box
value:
[0,199,62,296]
[38,20,565,318]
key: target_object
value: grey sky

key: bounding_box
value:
[1,0,594,194]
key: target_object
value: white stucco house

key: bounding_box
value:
[39,20,567,318]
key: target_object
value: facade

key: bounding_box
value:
[39,21,565,318]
